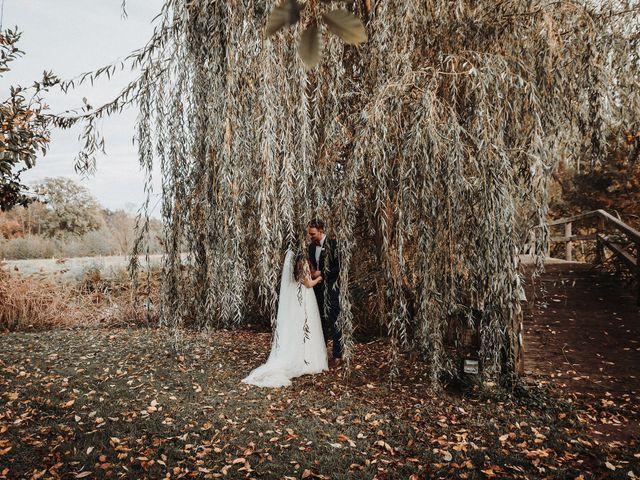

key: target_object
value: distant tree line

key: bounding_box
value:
[0,177,162,259]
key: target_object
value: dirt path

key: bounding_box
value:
[523,261,640,441]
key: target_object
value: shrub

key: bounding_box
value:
[59,229,117,258]
[0,235,56,259]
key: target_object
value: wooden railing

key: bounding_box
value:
[548,209,640,305]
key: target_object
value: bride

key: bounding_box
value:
[242,248,328,387]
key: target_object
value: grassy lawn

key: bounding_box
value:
[0,327,638,479]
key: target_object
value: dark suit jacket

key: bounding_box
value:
[308,236,340,298]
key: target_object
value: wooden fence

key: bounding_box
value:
[548,209,640,305]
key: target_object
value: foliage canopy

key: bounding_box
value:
[35,0,640,384]
[33,177,105,237]
[0,28,59,211]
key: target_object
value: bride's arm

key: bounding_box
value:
[308,259,322,279]
[301,262,322,288]
[302,275,322,288]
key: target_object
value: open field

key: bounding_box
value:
[2,255,178,282]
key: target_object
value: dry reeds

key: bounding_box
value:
[0,268,87,331]
[0,264,159,332]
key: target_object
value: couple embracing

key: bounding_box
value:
[242,219,343,388]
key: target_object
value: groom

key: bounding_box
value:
[307,218,343,367]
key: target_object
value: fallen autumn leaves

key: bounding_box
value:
[0,327,638,479]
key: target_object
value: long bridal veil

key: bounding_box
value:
[242,250,327,388]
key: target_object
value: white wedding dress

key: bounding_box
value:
[242,250,328,387]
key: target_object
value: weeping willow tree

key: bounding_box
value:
[57,0,639,385]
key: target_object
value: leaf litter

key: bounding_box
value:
[0,327,638,479]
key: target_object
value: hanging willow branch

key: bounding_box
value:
[54,0,639,386]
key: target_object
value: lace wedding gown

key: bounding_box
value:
[242,250,328,388]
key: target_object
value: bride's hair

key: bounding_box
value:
[293,252,307,283]
[285,231,307,283]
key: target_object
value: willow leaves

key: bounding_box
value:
[59,0,639,386]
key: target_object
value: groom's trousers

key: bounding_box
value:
[315,283,343,359]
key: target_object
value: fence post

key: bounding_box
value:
[596,216,605,265]
[565,222,572,261]
[636,240,640,306]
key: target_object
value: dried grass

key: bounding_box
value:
[0,264,159,332]
[0,269,87,331]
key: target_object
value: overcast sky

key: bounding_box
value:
[1,0,164,213]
